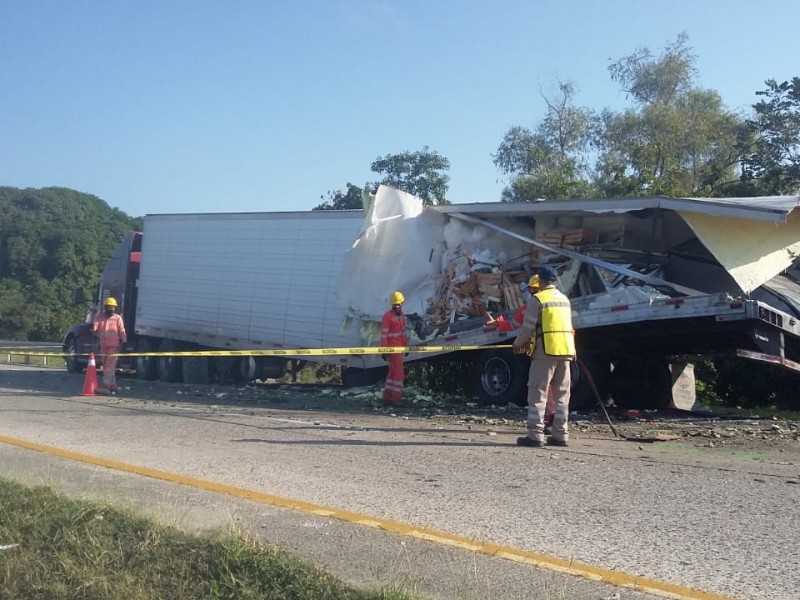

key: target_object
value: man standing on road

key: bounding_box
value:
[92,297,127,394]
[380,291,408,405]
[512,267,575,447]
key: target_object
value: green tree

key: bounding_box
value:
[739,77,800,195]
[369,146,451,205]
[494,35,745,201]
[493,82,598,201]
[313,183,364,210]
[0,187,140,341]
[596,34,743,197]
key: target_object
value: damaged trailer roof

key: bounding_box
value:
[435,195,800,294]
[434,195,800,224]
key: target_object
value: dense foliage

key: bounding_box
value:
[0,187,141,341]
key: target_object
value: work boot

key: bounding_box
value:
[516,436,543,448]
[546,437,568,447]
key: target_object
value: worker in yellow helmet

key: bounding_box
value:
[92,296,127,394]
[380,291,408,405]
[512,267,575,448]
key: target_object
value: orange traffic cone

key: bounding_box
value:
[82,353,98,396]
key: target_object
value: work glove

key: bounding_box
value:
[380,353,388,362]
[404,352,409,357]
[513,343,530,355]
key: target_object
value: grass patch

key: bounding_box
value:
[0,478,420,600]
[0,353,57,368]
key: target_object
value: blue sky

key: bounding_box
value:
[1,0,797,217]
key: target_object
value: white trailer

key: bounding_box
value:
[131,209,368,384]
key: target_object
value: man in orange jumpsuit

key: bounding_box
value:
[380,291,408,405]
[92,297,127,394]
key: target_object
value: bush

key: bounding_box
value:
[405,357,475,396]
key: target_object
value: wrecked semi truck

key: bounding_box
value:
[63,187,800,410]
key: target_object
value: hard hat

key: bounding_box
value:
[104,297,117,308]
[527,274,540,289]
[390,291,405,305]
[538,266,558,282]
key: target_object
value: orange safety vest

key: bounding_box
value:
[381,310,408,348]
[93,313,127,348]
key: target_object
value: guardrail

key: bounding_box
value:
[0,341,62,367]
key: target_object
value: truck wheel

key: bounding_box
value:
[135,338,158,380]
[156,340,183,383]
[570,355,611,411]
[608,357,672,410]
[182,356,210,385]
[236,356,263,382]
[64,336,81,374]
[341,366,388,388]
[473,349,529,406]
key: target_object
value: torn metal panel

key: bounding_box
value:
[677,209,800,294]
[336,186,446,320]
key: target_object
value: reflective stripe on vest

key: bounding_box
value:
[533,288,575,356]
[95,315,125,345]
[381,312,408,345]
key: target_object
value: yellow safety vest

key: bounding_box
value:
[533,287,575,357]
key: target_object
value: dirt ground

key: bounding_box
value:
[110,372,800,458]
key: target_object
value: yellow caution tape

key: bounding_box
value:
[1,344,514,359]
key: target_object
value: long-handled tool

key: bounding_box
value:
[577,359,678,443]
[577,359,623,438]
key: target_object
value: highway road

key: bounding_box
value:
[1,364,798,600]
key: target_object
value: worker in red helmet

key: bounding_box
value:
[92,296,127,394]
[380,291,408,405]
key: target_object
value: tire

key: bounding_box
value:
[156,339,183,383]
[608,357,672,410]
[473,349,529,406]
[236,356,262,382]
[341,366,388,388]
[64,336,81,374]
[135,338,158,380]
[182,356,210,385]
[570,354,611,410]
